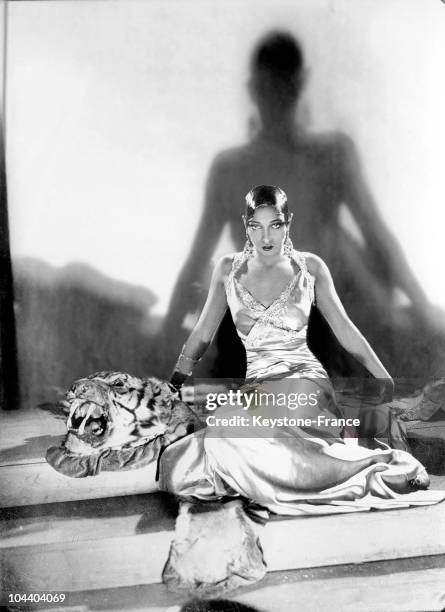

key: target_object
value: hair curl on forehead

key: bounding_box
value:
[245,185,290,223]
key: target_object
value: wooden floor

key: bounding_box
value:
[10,558,444,612]
[1,406,445,611]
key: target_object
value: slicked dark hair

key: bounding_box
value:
[245,185,290,223]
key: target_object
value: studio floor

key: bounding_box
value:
[1,406,445,612]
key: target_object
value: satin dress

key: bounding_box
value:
[159,251,443,515]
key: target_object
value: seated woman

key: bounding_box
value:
[159,185,432,515]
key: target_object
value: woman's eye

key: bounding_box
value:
[272,223,284,229]
[248,225,260,231]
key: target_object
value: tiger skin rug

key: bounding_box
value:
[47,371,267,596]
[61,371,203,454]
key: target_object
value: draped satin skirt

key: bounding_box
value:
[158,376,440,516]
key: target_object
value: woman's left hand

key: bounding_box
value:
[378,378,395,403]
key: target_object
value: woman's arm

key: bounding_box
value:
[169,254,232,389]
[306,253,394,399]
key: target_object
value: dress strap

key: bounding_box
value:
[291,250,315,304]
[225,252,244,294]
[292,250,308,273]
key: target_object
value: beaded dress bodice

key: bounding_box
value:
[224,250,327,381]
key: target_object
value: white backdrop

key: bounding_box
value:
[6,0,445,315]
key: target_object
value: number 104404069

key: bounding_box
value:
[7,593,66,604]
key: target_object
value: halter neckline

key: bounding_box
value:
[234,275,299,311]
[225,249,315,308]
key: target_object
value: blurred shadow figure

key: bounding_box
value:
[13,257,164,408]
[163,31,443,381]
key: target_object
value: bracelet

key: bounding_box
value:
[169,371,188,392]
[174,352,200,377]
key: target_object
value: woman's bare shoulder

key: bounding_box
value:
[298,251,330,278]
[213,252,240,280]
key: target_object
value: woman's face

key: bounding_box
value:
[245,206,288,257]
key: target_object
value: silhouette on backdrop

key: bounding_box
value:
[163,31,444,383]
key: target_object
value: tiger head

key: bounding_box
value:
[64,371,198,454]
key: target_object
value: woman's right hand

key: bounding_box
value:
[169,370,188,393]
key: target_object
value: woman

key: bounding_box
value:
[163,31,444,383]
[161,185,431,515]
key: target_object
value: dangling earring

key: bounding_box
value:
[283,234,294,259]
[243,234,255,259]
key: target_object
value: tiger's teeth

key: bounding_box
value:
[77,416,87,435]
[77,403,96,435]
[86,403,97,420]
[67,400,81,429]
